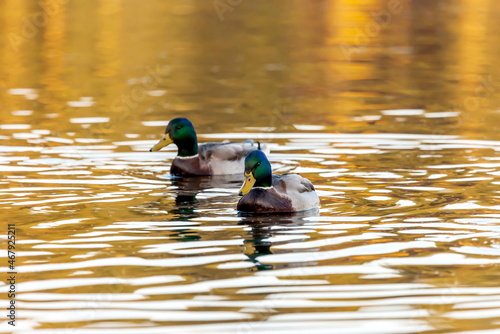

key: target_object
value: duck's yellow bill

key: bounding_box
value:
[150,134,173,152]
[239,172,256,196]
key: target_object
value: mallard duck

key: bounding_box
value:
[237,150,320,213]
[150,118,265,176]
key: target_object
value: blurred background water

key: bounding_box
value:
[1,0,500,333]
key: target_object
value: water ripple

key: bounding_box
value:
[1,131,500,333]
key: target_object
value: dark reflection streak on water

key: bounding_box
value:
[133,175,245,241]
[239,210,320,271]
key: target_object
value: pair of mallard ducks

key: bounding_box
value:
[150,118,319,213]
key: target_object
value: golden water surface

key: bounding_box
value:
[1,1,500,333]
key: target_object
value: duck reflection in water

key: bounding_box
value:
[239,209,319,271]
[138,175,243,242]
[152,174,244,216]
[171,174,243,211]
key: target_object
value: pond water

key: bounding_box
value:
[1,1,500,333]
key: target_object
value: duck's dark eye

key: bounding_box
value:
[256,162,261,167]
[176,125,182,130]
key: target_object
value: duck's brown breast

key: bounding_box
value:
[170,156,212,176]
[237,188,294,213]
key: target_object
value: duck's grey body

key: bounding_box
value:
[237,174,319,213]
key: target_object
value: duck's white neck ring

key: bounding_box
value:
[176,154,199,160]
[253,186,272,190]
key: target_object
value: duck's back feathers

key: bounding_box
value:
[202,141,265,175]
[273,174,315,193]
[237,173,319,213]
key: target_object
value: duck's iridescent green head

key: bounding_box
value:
[239,150,272,196]
[150,118,198,156]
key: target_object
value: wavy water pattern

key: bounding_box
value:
[0,130,499,333]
